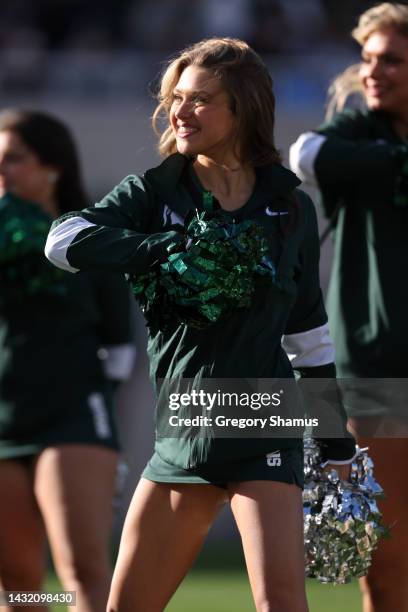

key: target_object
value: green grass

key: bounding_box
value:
[167,573,361,612]
[45,543,362,612]
[166,543,361,612]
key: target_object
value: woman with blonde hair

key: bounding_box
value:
[46,38,355,611]
[290,4,408,611]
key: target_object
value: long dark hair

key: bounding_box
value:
[0,109,88,214]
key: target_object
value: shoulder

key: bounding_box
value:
[143,153,190,197]
[293,188,318,230]
[98,174,151,204]
[282,187,316,219]
[93,173,159,225]
[316,108,377,137]
[294,188,314,208]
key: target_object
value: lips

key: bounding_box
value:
[365,82,388,97]
[177,125,199,138]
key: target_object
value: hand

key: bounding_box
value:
[322,462,351,481]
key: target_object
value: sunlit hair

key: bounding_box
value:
[326,3,408,118]
[352,2,408,44]
[152,37,281,166]
[0,109,88,214]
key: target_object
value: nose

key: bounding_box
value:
[365,58,383,79]
[175,99,193,120]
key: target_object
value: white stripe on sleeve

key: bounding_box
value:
[45,216,96,273]
[282,322,335,368]
[289,132,327,185]
[98,344,137,381]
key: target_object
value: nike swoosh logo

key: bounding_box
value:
[265,207,289,217]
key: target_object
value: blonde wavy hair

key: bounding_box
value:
[152,37,281,166]
[326,3,408,118]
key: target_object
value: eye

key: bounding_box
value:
[5,152,26,163]
[192,95,208,106]
[383,55,403,66]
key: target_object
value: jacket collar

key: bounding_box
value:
[144,153,190,197]
[257,163,301,197]
[144,153,301,215]
[370,110,406,144]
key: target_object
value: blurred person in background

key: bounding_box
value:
[290,4,408,611]
[0,110,135,612]
[46,38,356,612]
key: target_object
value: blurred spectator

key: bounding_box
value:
[0,27,47,92]
[124,0,200,52]
[250,0,291,53]
[197,0,254,41]
[0,0,386,96]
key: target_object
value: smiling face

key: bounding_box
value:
[0,130,57,207]
[359,28,408,117]
[169,65,238,162]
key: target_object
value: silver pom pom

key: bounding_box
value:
[303,438,388,584]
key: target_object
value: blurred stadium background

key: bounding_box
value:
[2,1,380,609]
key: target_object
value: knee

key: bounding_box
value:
[0,558,44,591]
[106,595,152,612]
[253,585,307,612]
[55,553,110,591]
[360,563,408,610]
[364,571,401,600]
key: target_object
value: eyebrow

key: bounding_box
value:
[172,88,213,96]
[362,50,402,59]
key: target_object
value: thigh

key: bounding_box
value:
[229,480,308,612]
[33,445,118,576]
[108,478,227,612]
[0,459,47,589]
[349,428,408,608]
[349,423,408,543]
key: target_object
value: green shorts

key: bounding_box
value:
[0,390,119,460]
[142,447,304,489]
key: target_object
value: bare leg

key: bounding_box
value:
[349,422,408,612]
[229,480,308,612]
[107,478,227,612]
[34,445,118,612]
[0,459,48,612]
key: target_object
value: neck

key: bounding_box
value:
[194,155,255,206]
[392,113,408,140]
[38,195,60,219]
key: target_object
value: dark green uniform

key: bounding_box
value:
[290,109,408,416]
[0,194,134,458]
[46,154,355,482]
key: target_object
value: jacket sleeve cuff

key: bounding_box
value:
[316,434,357,463]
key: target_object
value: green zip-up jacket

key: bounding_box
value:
[46,153,355,467]
[290,109,408,384]
[0,193,135,447]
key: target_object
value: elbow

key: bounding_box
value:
[45,220,82,273]
[289,132,327,185]
[45,215,97,273]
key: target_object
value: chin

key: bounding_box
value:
[176,143,197,156]
[366,98,386,111]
